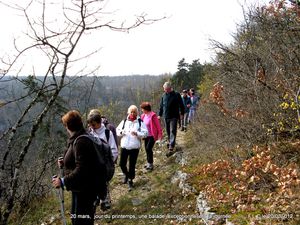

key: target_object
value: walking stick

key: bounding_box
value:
[52,175,67,225]
[58,156,65,198]
[53,156,67,225]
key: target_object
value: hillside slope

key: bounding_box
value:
[16,127,300,225]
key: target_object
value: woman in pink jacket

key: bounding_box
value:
[140,102,163,171]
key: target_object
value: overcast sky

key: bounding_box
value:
[0,0,268,76]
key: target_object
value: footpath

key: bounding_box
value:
[39,129,226,225]
[94,129,202,225]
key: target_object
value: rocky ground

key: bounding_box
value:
[93,129,210,225]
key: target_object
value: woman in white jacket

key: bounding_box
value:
[87,110,118,210]
[116,105,148,191]
[87,110,118,162]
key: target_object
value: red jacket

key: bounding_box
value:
[141,111,163,141]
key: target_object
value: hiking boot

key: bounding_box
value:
[104,201,111,210]
[166,149,175,157]
[122,175,128,184]
[100,201,106,211]
[128,179,133,191]
[100,201,111,211]
[145,163,154,171]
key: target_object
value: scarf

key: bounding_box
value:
[128,114,137,121]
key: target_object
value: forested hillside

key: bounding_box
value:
[0,75,163,128]
[1,0,300,225]
[185,1,300,224]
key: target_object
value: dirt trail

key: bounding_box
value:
[94,129,187,224]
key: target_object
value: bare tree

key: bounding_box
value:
[0,0,164,223]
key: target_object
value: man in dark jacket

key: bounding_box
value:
[158,82,185,157]
[52,110,106,225]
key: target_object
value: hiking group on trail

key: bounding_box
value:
[51,81,199,225]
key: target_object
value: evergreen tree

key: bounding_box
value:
[171,58,203,91]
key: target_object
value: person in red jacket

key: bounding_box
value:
[140,102,163,171]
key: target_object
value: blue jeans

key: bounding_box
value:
[182,113,189,128]
[164,118,178,149]
[189,108,196,123]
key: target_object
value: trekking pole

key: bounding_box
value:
[52,175,67,225]
[58,156,65,187]
[54,156,67,225]
[58,156,67,225]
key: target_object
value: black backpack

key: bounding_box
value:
[104,128,110,142]
[105,123,118,148]
[122,118,142,130]
[74,134,115,182]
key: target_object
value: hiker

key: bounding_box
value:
[116,105,148,191]
[87,111,118,210]
[181,90,191,132]
[188,88,199,123]
[52,110,106,225]
[158,82,185,157]
[88,109,118,147]
[87,109,118,160]
[140,102,163,171]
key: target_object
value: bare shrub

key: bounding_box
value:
[189,0,300,163]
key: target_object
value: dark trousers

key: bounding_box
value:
[144,136,155,164]
[164,118,178,149]
[119,148,139,180]
[71,191,97,225]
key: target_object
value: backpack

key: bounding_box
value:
[103,119,118,147]
[104,128,110,142]
[74,134,115,182]
[122,118,142,131]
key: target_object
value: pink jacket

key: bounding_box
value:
[141,111,163,141]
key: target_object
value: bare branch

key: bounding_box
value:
[0,0,165,222]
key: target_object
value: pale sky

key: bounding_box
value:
[0,0,268,76]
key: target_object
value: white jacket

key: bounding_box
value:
[89,124,118,162]
[116,117,148,150]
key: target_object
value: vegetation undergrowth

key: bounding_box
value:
[186,142,300,225]
[9,127,300,225]
[8,191,72,225]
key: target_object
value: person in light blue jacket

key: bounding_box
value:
[181,90,191,131]
[188,88,199,123]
